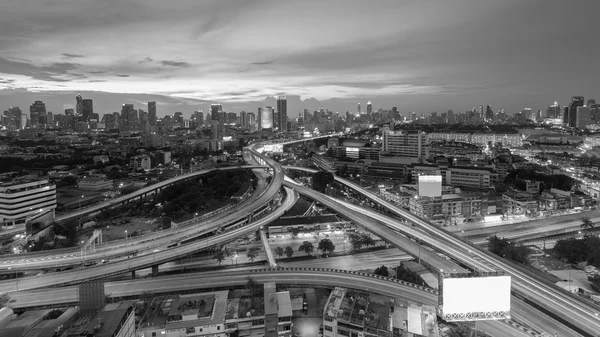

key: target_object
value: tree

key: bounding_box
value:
[213,250,225,265]
[348,233,364,251]
[0,293,10,307]
[246,277,262,309]
[274,246,284,258]
[138,291,154,305]
[284,246,294,258]
[446,323,486,337]
[361,234,375,248]
[312,171,335,193]
[581,217,595,231]
[374,265,389,277]
[487,235,530,264]
[298,241,314,256]
[317,238,335,255]
[247,247,260,262]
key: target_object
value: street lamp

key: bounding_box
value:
[79,195,84,209]
[125,230,128,241]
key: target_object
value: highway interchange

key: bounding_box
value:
[2,136,600,337]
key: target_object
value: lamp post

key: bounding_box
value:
[79,195,84,209]
[125,230,128,242]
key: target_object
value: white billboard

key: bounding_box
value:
[441,275,511,321]
[418,175,442,197]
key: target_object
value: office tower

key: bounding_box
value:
[46,112,54,126]
[485,105,494,121]
[567,96,584,127]
[587,99,596,106]
[447,110,454,123]
[366,101,372,115]
[148,102,157,125]
[277,96,287,132]
[193,110,204,128]
[81,99,93,121]
[563,106,569,125]
[546,102,561,119]
[240,111,247,129]
[173,112,184,125]
[303,109,311,124]
[258,106,274,130]
[357,103,361,114]
[76,93,83,116]
[576,106,592,129]
[121,104,135,130]
[391,107,399,120]
[8,107,22,129]
[411,112,417,121]
[211,104,223,140]
[29,100,47,128]
[227,112,237,124]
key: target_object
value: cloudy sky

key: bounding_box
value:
[0,0,599,117]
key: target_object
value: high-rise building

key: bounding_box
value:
[29,100,46,128]
[148,101,157,125]
[0,179,57,226]
[76,93,83,116]
[485,105,494,121]
[211,104,223,140]
[240,111,247,129]
[366,101,372,115]
[357,103,361,114]
[121,104,135,130]
[258,106,274,130]
[81,99,93,121]
[277,96,287,132]
[567,96,585,127]
[546,102,561,119]
[576,106,592,129]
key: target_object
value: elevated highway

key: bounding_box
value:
[286,166,600,336]
[0,166,272,271]
[7,267,534,337]
[55,165,268,222]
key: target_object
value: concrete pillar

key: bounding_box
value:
[152,265,159,277]
[131,270,136,279]
[247,213,253,223]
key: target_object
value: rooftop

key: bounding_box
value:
[165,291,228,330]
[270,215,343,227]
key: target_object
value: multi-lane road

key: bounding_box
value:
[3,137,597,337]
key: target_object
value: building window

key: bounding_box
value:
[325,316,333,322]
[338,328,350,336]
[152,333,156,337]
[325,326,333,332]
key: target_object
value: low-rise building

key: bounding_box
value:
[130,155,152,171]
[93,155,110,163]
[323,287,400,337]
[78,177,113,191]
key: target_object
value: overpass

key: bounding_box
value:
[7,267,540,337]
[0,143,290,290]
[0,166,273,271]
[55,165,268,222]
[286,166,600,336]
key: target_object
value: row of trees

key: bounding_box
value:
[553,235,600,266]
[487,235,530,264]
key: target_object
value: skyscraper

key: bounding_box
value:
[576,106,592,129]
[240,111,247,130]
[148,102,157,125]
[277,96,287,132]
[76,93,83,116]
[366,101,372,115]
[211,104,223,140]
[258,106,274,130]
[29,100,46,128]
[357,103,361,114]
[121,104,135,130]
[81,99,93,121]
[567,96,584,127]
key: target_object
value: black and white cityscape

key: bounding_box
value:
[1,1,600,337]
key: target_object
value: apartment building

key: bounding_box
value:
[380,128,428,164]
[130,155,152,171]
[0,179,57,226]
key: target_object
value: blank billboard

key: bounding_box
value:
[418,175,442,197]
[441,275,511,321]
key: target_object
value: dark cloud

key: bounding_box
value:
[61,53,84,59]
[0,78,16,84]
[251,60,275,65]
[138,57,153,64]
[88,80,107,83]
[116,74,130,77]
[221,90,259,97]
[160,60,191,68]
[88,70,108,74]
[0,57,79,82]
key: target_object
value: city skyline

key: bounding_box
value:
[1,0,599,115]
